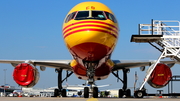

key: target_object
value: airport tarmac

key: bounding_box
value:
[0,97,180,101]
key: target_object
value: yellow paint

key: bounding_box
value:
[64,29,117,48]
[67,2,113,15]
[106,59,114,67]
[63,20,118,36]
[158,74,164,76]
[21,75,27,77]
[62,1,119,50]
[70,59,77,67]
[86,97,99,101]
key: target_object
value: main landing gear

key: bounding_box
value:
[83,62,99,98]
[54,69,73,97]
[112,69,131,98]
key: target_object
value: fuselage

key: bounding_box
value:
[62,2,119,80]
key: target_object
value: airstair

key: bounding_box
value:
[131,20,180,90]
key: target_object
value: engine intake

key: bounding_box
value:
[13,63,39,88]
[148,63,172,88]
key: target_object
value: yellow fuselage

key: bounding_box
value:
[62,1,119,80]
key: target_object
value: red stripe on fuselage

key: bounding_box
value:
[63,21,118,31]
[63,28,117,38]
[63,24,118,36]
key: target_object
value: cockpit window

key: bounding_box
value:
[105,12,117,23]
[75,11,89,20]
[75,10,106,20]
[92,11,106,20]
[65,12,76,23]
[65,11,117,22]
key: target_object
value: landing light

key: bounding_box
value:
[140,66,145,71]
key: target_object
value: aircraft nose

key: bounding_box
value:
[69,42,111,61]
[63,21,118,61]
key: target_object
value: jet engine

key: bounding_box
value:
[147,63,172,88]
[13,63,40,88]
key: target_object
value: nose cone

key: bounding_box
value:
[64,24,117,61]
[70,42,111,61]
[63,14,118,61]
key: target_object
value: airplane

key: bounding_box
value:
[0,1,179,98]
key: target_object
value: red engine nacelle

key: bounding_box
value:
[13,63,39,88]
[147,63,172,88]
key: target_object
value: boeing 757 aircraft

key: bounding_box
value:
[0,1,178,98]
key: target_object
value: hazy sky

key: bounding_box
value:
[0,0,180,94]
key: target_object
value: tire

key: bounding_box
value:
[61,89,67,97]
[78,91,82,96]
[93,87,98,98]
[84,87,89,98]
[126,89,131,97]
[134,90,144,98]
[118,89,123,98]
[105,91,109,96]
[54,89,59,97]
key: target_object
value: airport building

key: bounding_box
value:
[22,88,54,97]
[0,84,18,97]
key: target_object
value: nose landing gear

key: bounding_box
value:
[83,84,99,98]
[83,62,99,98]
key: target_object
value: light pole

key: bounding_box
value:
[3,69,7,97]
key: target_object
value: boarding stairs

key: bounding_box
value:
[131,20,180,90]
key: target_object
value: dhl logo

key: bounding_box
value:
[21,75,27,77]
[158,74,164,76]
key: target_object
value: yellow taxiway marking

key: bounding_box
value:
[86,97,98,101]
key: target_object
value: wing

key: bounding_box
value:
[0,60,72,71]
[112,60,179,71]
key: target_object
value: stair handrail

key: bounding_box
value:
[153,20,180,36]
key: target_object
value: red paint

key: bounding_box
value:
[70,42,111,61]
[63,21,118,31]
[63,24,118,35]
[72,61,111,77]
[150,63,172,86]
[72,63,86,76]
[95,63,111,76]
[86,6,95,10]
[64,28,117,38]
[13,63,35,86]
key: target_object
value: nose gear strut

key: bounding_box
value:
[83,61,99,98]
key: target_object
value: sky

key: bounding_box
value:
[0,0,180,94]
